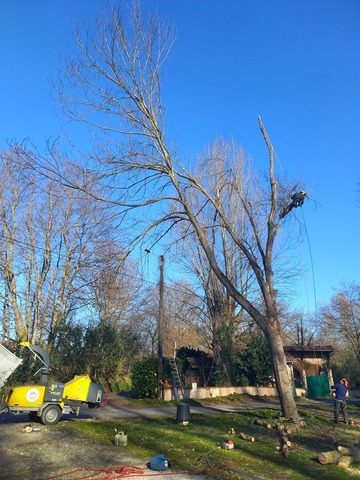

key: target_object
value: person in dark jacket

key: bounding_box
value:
[331,378,349,424]
[280,190,307,219]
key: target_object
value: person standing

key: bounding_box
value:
[331,378,349,424]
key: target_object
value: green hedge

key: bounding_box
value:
[131,358,159,398]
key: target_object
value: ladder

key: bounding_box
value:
[169,356,184,401]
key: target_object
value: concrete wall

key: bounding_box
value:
[163,384,306,401]
[349,390,360,398]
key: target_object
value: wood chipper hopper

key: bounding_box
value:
[0,344,23,390]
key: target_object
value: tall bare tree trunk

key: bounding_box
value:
[265,323,297,419]
[52,2,304,419]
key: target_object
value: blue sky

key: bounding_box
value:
[1,0,359,313]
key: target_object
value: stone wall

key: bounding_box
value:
[163,384,306,401]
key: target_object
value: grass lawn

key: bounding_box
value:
[56,396,360,480]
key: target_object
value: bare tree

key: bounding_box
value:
[83,240,141,325]
[0,149,33,341]
[54,2,305,419]
[162,280,205,356]
[128,279,203,358]
[321,283,360,364]
[0,147,130,347]
[172,139,255,383]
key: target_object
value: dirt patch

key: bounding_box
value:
[0,414,144,480]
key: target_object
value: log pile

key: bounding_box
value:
[227,427,256,443]
[253,418,272,429]
[252,418,294,433]
[276,424,292,454]
[318,445,360,468]
[238,432,255,443]
[252,418,294,457]
[278,432,292,453]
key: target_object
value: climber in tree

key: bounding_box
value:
[280,190,307,219]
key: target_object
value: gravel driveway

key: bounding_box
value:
[0,410,209,480]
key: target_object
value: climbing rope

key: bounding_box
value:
[300,207,318,318]
[44,465,145,479]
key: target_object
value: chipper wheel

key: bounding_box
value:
[40,405,62,425]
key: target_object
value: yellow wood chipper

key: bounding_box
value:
[0,342,105,425]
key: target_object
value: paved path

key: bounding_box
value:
[80,395,321,421]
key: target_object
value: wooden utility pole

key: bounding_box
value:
[158,254,165,399]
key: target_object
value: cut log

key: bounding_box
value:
[279,437,292,448]
[318,450,342,465]
[254,418,272,429]
[338,456,354,468]
[319,446,360,466]
[338,446,352,456]
[275,424,292,434]
[338,445,360,462]
[239,432,255,443]
[282,446,290,457]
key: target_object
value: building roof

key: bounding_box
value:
[284,345,335,353]
[285,352,306,371]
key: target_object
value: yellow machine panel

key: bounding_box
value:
[7,385,46,408]
[63,375,92,402]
